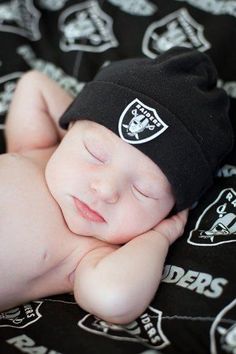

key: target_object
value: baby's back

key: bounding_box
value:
[0,149,106,312]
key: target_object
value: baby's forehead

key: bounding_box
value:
[74,120,122,145]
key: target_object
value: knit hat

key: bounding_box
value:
[60,47,233,211]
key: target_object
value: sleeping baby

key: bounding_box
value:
[0,47,233,324]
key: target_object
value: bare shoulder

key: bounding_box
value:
[0,149,71,258]
[0,148,62,234]
[0,145,56,170]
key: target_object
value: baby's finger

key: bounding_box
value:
[153,209,189,245]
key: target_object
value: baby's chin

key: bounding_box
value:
[68,223,136,245]
[63,216,106,240]
[99,230,141,245]
[63,210,144,244]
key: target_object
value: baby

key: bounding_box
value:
[1,47,233,324]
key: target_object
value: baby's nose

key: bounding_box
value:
[90,176,120,204]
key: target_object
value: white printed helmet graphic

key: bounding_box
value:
[210,299,236,354]
[123,111,156,139]
[188,188,236,246]
[118,98,168,144]
[200,213,236,240]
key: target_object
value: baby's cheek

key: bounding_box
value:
[119,203,150,236]
[46,149,67,189]
[127,201,165,235]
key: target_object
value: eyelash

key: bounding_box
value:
[132,185,151,199]
[84,143,104,163]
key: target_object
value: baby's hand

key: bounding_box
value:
[152,209,188,245]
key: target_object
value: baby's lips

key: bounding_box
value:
[73,197,106,223]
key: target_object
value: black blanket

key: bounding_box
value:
[0,1,236,353]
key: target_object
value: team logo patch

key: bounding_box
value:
[0,302,42,328]
[78,306,170,349]
[210,299,236,354]
[59,0,118,53]
[188,188,236,246]
[0,0,41,41]
[118,98,168,144]
[142,8,210,58]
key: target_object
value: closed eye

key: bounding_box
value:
[132,185,153,199]
[84,143,104,163]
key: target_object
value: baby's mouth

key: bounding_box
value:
[73,197,106,223]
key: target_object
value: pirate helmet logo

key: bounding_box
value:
[142,8,210,59]
[59,0,118,53]
[78,306,169,349]
[210,299,236,354]
[118,98,168,144]
[188,188,236,246]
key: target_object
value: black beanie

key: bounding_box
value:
[60,47,233,211]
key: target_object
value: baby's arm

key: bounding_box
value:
[73,210,188,324]
[5,71,73,152]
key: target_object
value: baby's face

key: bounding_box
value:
[45,121,175,244]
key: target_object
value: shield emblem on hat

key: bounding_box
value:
[118,98,168,144]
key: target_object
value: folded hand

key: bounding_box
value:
[152,209,189,245]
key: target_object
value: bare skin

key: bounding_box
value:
[1,71,187,324]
